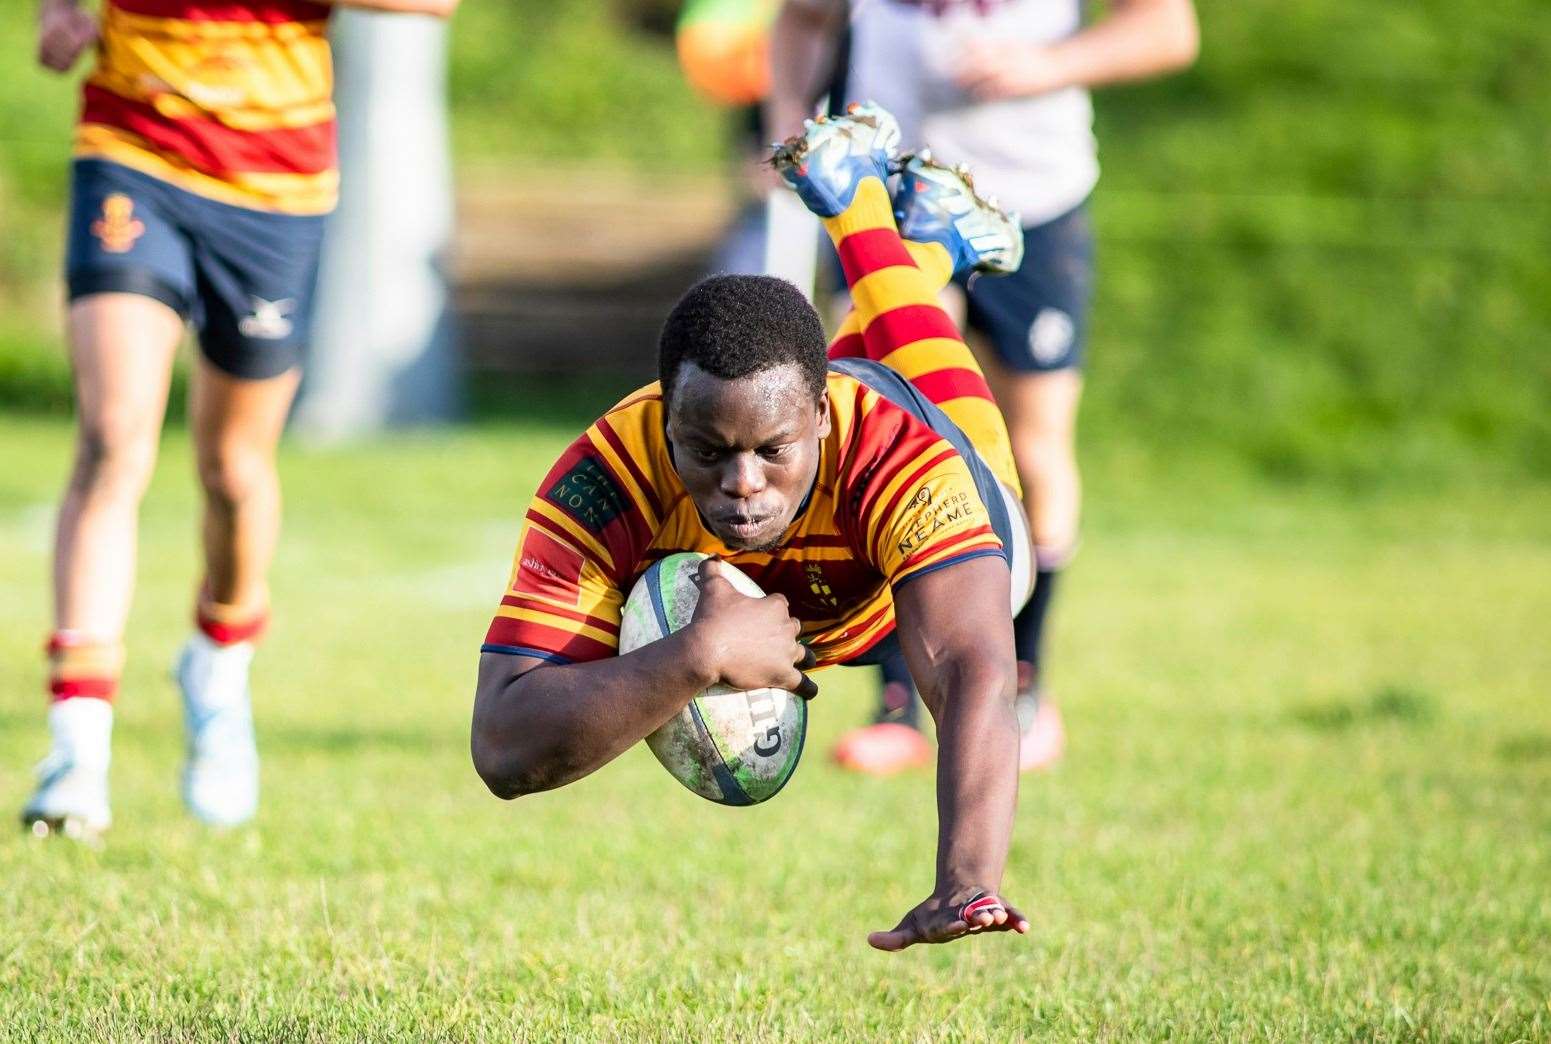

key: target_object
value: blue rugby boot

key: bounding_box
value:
[892,149,1025,277]
[770,101,902,217]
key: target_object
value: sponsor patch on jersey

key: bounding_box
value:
[517,527,586,606]
[897,485,977,558]
[545,455,627,533]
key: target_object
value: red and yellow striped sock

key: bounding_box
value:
[822,177,1020,493]
[195,589,269,646]
[47,631,124,702]
[827,240,953,357]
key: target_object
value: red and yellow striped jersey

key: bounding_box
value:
[483,370,1006,669]
[76,0,338,215]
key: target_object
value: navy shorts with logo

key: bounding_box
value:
[955,202,1094,374]
[66,158,327,380]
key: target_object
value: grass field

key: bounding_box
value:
[1,410,1548,1040]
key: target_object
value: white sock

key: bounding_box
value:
[48,697,113,771]
[181,633,255,711]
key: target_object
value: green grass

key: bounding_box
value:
[1,411,1548,1040]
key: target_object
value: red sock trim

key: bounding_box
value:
[46,630,105,654]
[51,677,118,701]
[46,631,123,703]
[197,608,268,646]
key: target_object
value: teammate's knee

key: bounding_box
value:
[1010,421,1075,478]
[70,421,158,500]
[197,446,274,510]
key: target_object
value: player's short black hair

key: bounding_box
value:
[658,275,829,408]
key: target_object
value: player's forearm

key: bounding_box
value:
[37,0,97,73]
[471,636,716,799]
[323,0,459,17]
[764,0,841,141]
[924,661,1020,893]
[1041,0,1199,92]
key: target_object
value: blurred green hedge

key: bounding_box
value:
[1080,0,1551,485]
[1,0,1547,487]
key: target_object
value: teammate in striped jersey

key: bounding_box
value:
[24,0,458,840]
[473,105,1034,951]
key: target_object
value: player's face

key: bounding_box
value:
[667,361,831,552]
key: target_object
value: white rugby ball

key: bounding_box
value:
[619,551,806,805]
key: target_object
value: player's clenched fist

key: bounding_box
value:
[684,558,819,700]
[38,0,98,73]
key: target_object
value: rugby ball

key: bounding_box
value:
[619,552,806,805]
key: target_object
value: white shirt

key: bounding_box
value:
[845,0,1099,226]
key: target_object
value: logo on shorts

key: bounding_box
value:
[237,297,296,340]
[90,194,145,254]
[1027,308,1075,366]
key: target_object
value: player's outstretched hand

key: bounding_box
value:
[868,889,1030,952]
[38,0,99,73]
[688,558,819,700]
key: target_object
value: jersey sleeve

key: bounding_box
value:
[482,422,660,664]
[482,516,624,664]
[861,440,1006,589]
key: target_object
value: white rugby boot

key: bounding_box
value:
[770,100,903,217]
[891,149,1025,277]
[21,698,113,841]
[175,633,259,826]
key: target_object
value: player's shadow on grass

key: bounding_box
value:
[1288,684,1437,732]
[260,724,460,755]
[1497,733,1551,763]
[0,709,33,732]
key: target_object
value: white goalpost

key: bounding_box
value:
[293,9,460,441]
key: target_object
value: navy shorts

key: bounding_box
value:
[66,158,327,380]
[955,202,1094,374]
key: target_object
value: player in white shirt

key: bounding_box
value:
[767,0,1197,774]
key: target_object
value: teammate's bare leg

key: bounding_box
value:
[25,293,182,838]
[175,358,300,827]
[191,359,299,614]
[977,352,1076,769]
[54,295,182,635]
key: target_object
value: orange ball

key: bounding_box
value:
[676,0,779,106]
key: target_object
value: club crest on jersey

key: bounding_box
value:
[90,194,145,254]
[805,563,839,610]
[238,297,296,340]
[545,455,626,533]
